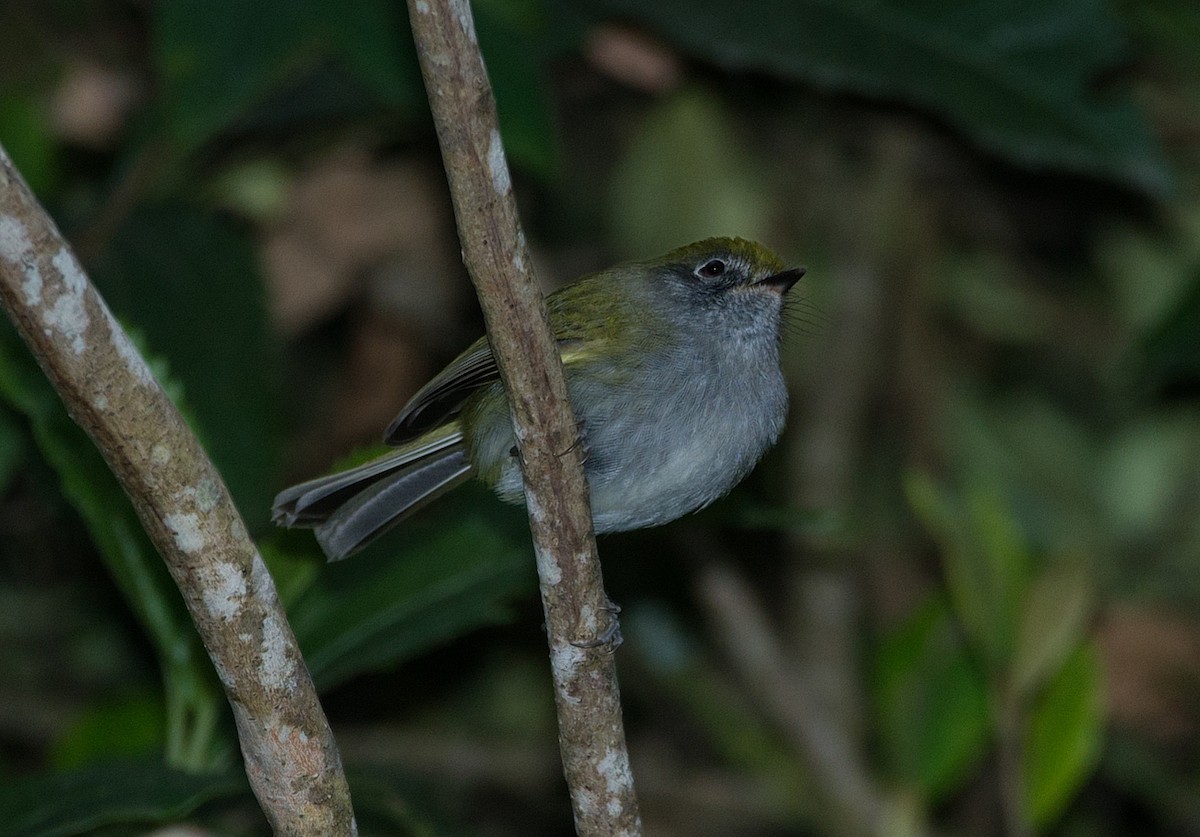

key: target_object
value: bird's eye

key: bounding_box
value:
[696,258,727,279]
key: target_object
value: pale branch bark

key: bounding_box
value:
[0,146,356,835]
[405,1,641,834]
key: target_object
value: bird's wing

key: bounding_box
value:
[384,338,499,444]
[383,331,592,445]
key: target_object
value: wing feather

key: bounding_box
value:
[384,338,499,443]
[383,273,614,445]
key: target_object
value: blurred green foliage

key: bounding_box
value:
[293,510,534,692]
[0,321,226,773]
[902,474,1103,828]
[872,594,990,801]
[156,0,421,145]
[0,0,1197,834]
[1,761,248,837]
[94,203,283,530]
[609,90,769,256]
[581,0,1173,195]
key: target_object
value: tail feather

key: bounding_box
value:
[315,448,471,560]
[272,429,472,561]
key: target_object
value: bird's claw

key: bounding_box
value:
[558,419,591,462]
[510,421,590,462]
[571,599,622,652]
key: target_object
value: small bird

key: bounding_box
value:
[273,237,803,560]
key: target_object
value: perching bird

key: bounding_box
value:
[273,237,803,560]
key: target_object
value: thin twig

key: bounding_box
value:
[0,146,356,835]
[996,695,1034,837]
[697,562,926,837]
[404,1,641,833]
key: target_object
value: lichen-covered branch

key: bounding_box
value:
[0,146,356,836]
[404,1,641,833]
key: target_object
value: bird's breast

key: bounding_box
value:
[578,337,787,531]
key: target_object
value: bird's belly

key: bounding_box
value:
[585,398,782,530]
[578,353,787,531]
[475,350,787,533]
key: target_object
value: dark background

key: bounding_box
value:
[1,0,1199,834]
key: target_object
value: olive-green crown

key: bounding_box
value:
[656,237,786,276]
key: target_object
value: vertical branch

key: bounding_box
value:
[0,147,356,835]
[405,1,641,833]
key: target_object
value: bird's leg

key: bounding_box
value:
[509,420,590,462]
[560,418,591,463]
[571,598,622,651]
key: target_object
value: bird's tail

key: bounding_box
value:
[272,425,472,561]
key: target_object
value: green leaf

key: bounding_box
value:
[259,532,323,610]
[0,760,247,837]
[155,0,420,146]
[1123,0,1200,80]
[579,0,1172,195]
[0,323,225,770]
[1098,413,1200,543]
[1098,222,1200,334]
[872,595,990,801]
[156,0,559,174]
[1011,562,1093,699]
[475,0,560,180]
[346,768,440,836]
[0,93,60,198]
[0,404,26,494]
[1024,642,1105,827]
[94,203,283,532]
[904,472,1031,670]
[51,691,167,770]
[945,388,1101,555]
[609,89,770,258]
[1142,273,1200,389]
[965,486,1033,655]
[289,499,536,690]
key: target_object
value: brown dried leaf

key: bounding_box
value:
[263,146,458,334]
[1098,603,1200,740]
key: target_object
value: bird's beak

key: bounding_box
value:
[754,267,806,294]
